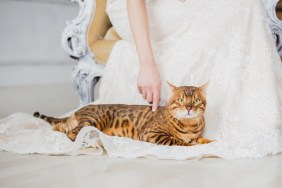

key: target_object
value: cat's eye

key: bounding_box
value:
[178,98,184,104]
[193,98,201,103]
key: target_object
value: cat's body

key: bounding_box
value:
[34,83,212,146]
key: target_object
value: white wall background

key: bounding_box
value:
[0,0,78,86]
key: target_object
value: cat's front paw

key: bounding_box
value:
[197,137,213,144]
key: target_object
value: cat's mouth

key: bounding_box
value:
[174,110,198,119]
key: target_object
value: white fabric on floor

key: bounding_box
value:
[1,0,282,160]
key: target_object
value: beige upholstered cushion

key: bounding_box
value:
[87,0,121,64]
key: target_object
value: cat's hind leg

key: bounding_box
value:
[67,121,92,141]
[34,112,80,140]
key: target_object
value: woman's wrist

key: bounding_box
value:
[139,58,155,66]
[138,51,156,66]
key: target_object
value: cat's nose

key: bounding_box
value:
[186,106,192,111]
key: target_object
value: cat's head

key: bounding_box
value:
[167,82,208,120]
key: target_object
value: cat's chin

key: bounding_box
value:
[178,115,198,120]
[174,111,199,120]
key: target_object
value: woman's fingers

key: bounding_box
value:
[141,89,147,100]
[136,62,161,111]
[138,86,142,94]
[139,87,158,109]
[146,90,153,104]
[140,87,153,103]
[152,88,160,112]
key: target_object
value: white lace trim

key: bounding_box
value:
[1,113,281,160]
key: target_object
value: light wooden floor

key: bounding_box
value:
[0,84,282,188]
[0,151,282,188]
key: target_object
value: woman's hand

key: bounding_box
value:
[138,61,161,111]
[127,0,161,111]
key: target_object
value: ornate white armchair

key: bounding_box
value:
[62,0,282,105]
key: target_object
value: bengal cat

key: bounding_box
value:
[34,82,212,146]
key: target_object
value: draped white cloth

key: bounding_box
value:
[1,0,282,159]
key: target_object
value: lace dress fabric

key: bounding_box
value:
[0,0,282,159]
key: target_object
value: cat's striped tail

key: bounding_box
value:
[33,112,57,125]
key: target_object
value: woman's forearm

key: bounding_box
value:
[127,0,155,65]
[127,0,161,111]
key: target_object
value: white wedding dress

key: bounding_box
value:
[1,0,282,160]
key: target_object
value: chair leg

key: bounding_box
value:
[72,55,105,105]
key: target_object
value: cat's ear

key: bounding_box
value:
[199,82,209,94]
[167,81,177,91]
